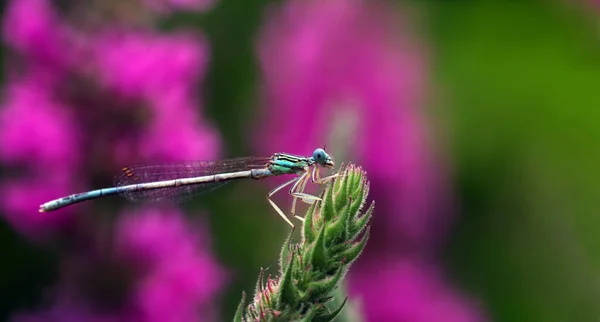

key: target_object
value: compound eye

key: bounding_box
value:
[313,148,325,161]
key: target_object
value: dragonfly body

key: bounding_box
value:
[39,149,336,226]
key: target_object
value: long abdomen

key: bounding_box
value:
[39,187,121,212]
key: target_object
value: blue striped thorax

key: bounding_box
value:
[269,153,311,175]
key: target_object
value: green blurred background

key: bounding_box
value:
[2,0,600,321]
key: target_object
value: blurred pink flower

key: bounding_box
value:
[117,208,224,322]
[0,71,82,238]
[254,0,446,250]
[93,31,209,102]
[12,208,225,322]
[254,0,480,320]
[1,1,226,320]
[93,31,220,163]
[0,77,80,168]
[2,0,75,69]
[0,0,221,236]
[349,259,486,322]
[0,174,76,238]
[116,208,217,269]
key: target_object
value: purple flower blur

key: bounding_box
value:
[91,30,220,163]
[1,0,226,320]
[12,208,223,322]
[0,174,74,238]
[117,208,224,322]
[0,64,81,237]
[349,259,485,322]
[254,0,447,251]
[0,0,220,236]
[2,0,72,69]
[254,0,484,320]
[93,31,208,101]
[0,77,80,167]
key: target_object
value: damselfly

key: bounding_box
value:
[39,148,337,227]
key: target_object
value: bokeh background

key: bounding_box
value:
[1,0,599,321]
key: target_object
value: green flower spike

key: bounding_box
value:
[233,164,374,321]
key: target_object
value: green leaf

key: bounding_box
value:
[349,201,374,238]
[336,170,350,213]
[279,228,296,274]
[304,266,345,301]
[300,304,320,322]
[309,225,328,271]
[326,202,351,242]
[253,267,265,301]
[335,226,370,265]
[277,250,301,310]
[314,296,348,322]
[332,165,344,192]
[303,199,319,244]
[349,166,365,196]
[233,292,246,322]
[348,179,367,220]
[322,176,337,222]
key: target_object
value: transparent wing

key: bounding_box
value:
[113,157,270,203]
